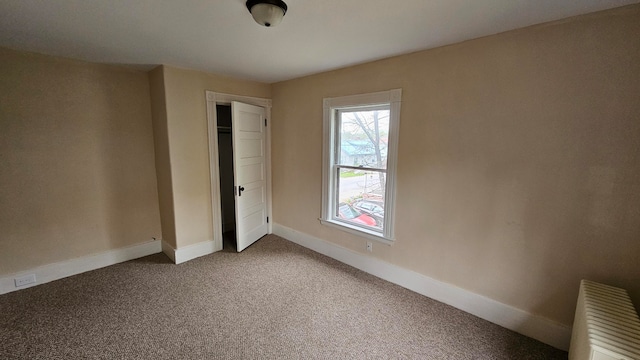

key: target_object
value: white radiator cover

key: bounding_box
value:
[569,280,640,360]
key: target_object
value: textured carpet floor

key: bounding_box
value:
[0,235,567,359]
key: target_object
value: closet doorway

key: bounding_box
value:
[216,104,236,250]
[206,92,273,253]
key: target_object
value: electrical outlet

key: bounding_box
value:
[14,274,36,288]
[366,241,373,252]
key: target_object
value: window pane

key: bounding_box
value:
[336,168,385,230]
[338,109,390,169]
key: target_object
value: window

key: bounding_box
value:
[321,89,401,243]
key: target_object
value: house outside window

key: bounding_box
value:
[321,89,402,243]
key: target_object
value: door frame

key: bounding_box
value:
[205,91,273,252]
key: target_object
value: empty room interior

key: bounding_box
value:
[1,1,639,359]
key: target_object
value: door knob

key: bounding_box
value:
[238,186,245,196]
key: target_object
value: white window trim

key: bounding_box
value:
[320,89,402,244]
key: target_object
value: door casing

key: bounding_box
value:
[205,91,273,252]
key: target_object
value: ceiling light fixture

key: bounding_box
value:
[246,0,288,28]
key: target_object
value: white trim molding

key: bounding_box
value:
[161,240,177,263]
[272,223,572,351]
[163,239,217,265]
[0,240,162,295]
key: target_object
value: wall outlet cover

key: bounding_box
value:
[14,274,36,287]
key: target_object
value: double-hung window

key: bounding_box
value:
[321,89,401,243]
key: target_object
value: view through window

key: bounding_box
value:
[334,106,389,231]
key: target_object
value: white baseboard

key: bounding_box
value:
[163,239,217,264]
[272,223,572,351]
[161,240,177,263]
[0,240,162,295]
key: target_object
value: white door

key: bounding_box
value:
[232,101,268,252]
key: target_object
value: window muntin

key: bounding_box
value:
[321,89,401,243]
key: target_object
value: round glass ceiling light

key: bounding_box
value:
[246,0,288,27]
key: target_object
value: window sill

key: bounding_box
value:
[318,218,394,246]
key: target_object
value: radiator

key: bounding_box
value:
[569,280,640,360]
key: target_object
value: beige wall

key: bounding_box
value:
[0,47,162,275]
[149,66,177,248]
[158,65,270,248]
[271,5,640,326]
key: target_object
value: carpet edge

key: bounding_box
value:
[0,240,162,295]
[272,222,571,351]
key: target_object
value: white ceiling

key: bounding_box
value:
[1,0,638,83]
